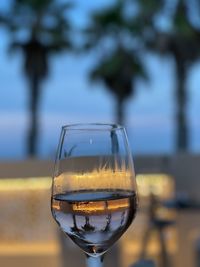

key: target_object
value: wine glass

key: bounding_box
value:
[51,123,137,267]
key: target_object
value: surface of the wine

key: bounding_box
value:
[51,190,137,255]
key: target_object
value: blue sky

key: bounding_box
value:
[0,0,200,159]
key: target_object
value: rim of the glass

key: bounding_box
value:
[61,123,124,131]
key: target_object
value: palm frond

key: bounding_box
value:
[90,46,148,101]
[1,0,74,54]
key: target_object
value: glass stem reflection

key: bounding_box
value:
[86,254,104,267]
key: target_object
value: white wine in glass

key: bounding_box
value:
[51,124,138,267]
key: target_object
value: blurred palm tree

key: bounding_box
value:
[147,0,200,151]
[83,0,148,125]
[0,0,73,156]
[91,46,146,125]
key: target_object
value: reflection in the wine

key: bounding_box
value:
[52,190,137,256]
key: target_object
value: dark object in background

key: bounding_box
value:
[147,0,200,152]
[0,0,73,157]
[139,193,174,267]
[163,193,200,210]
[83,0,148,125]
[195,238,200,267]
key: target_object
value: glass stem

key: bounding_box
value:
[86,254,104,267]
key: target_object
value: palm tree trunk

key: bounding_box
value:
[176,61,188,152]
[28,76,40,156]
[116,97,125,125]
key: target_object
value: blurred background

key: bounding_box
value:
[0,0,200,267]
